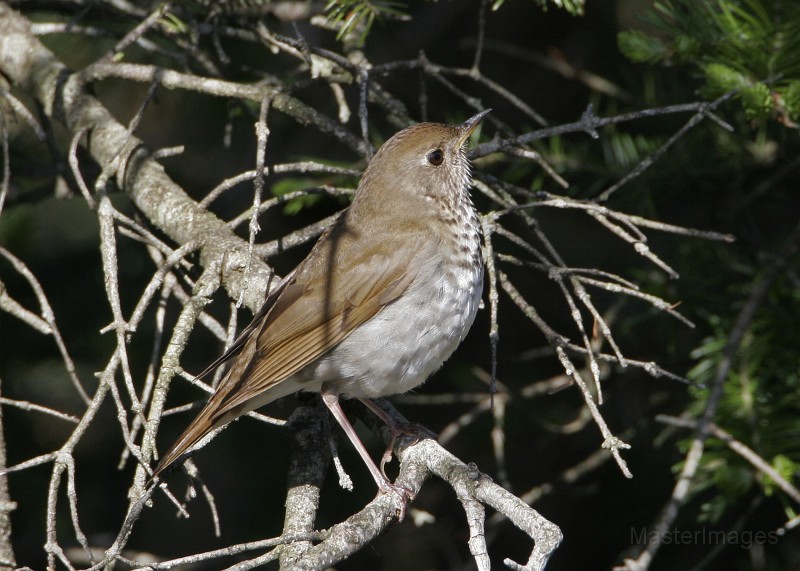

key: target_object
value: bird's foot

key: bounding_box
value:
[376,477,415,521]
[379,421,437,478]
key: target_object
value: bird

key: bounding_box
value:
[152,110,490,498]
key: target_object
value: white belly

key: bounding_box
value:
[309,253,483,399]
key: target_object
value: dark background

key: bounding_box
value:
[2,1,799,570]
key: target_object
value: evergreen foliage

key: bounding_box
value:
[619,0,800,122]
[0,0,798,569]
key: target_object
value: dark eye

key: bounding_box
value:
[427,149,444,166]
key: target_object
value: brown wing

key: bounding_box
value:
[192,269,297,383]
[217,246,416,414]
[152,217,422,478]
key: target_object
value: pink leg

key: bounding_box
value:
[357,397,396,426]
[357,398,397,476]
[321,389,412,516]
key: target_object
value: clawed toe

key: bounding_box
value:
[378,421,435,480]
[377,480,415,520]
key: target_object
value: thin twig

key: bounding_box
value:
[619,221,800,571]
[240,94,271,308]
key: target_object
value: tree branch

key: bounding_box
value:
[0,377,15,570]
[0,3,274,313]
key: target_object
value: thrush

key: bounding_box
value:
[153,110,490,497]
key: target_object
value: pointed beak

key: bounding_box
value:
[456,109,491,147]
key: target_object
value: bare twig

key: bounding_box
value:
[240,94,271,308]
[0,398,79,424]
[618,221,800,571]
[0,5,773,571]
[657,415,800,505]
[0,247,90,404]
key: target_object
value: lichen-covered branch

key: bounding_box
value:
[0,3,273,313]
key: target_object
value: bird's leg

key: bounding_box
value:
[321,389,412,517]
[359,399,396,475]
[357,398,437,478]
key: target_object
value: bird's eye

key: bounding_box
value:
[427,149,444,166]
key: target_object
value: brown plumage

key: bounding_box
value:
[153,111,489,492]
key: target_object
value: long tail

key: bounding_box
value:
[150,273,297,481]
[151,372,256,479]
[151,400,225,480]
[150,371,289,480]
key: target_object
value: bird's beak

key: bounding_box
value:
[456,109,491,148]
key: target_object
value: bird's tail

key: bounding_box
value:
[151,399,224,480]
[150,375,294,481]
